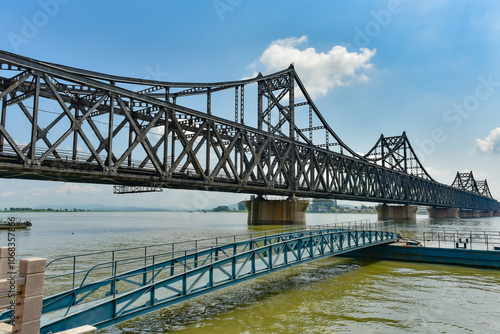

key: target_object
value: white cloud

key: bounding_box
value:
[425,167,451,182]
[475,128,500,154]
[254,36,376,98]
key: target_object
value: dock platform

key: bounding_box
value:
[344,229,500,269]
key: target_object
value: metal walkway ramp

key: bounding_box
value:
[38,222,399,333]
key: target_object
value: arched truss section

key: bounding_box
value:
[32,56,362,157]
[477,180,493,198]
[363,132,434,181]
[451,171,493,198]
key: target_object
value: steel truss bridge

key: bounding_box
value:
[0,50,498,210]
[34,223,398,332]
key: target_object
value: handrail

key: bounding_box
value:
[41,226,399,319]
[421,229,500,251]
[44,221,395,295]
[45,220,378,273]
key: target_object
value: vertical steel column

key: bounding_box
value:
[309,106,313,142]
[206,123,211,176]
[267,97,271,132]
[234,83,241,180]
[310,150,314,186]
[234,132,238,176]
[268,136,271,182]
[240,131,244,179]
[234,86,239,123]
[240,85,244,125]
[162,87,170,175]
[381,136,385,168]
[72,107,78,161]
[171,125,175,171]
[164,108,169,175]
[164,89,170,174]
[128,98,134,167]
[403,138,409,204]
[288,72,296,190]
[403,135,408,173]
[30,75,40,163]
[0,96,6,152]
[207,87,211,115]
[107,94,114,170]
[257,82,263,130]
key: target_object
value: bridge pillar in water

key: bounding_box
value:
[245,196,309,225]
[493,211,500,217]
[478,210,493,217]
[459,210,480,218]
[376,204,417,220]
[427,207,459,219]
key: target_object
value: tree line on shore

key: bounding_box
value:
[211,199,376,213]
[2,207,90,212]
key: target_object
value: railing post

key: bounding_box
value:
[14,257,46,334]
[143,248,147,286]
[72,256,76,289]
[109,261,117,296]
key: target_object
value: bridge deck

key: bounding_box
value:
[36,224,398,333]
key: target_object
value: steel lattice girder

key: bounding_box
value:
[0,50,498,211]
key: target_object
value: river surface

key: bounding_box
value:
[3,212,500,333]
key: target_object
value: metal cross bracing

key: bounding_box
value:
[363,131,433,180]
[0,50,498,210]
[33,222,399,332]
[451,171,493,199]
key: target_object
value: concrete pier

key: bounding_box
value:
[478,210,493,217]
[459,209,480,218]
[376,204,418,220]
[427,207,459,219]
[245,196,309,225]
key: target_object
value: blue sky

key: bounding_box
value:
[1,0,500,209]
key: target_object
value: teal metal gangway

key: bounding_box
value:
[37,221,398,333]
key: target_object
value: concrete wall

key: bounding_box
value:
[376,205,418,220]
[427,207,459,219]
[245,197,309,225]
[459,209,480,218]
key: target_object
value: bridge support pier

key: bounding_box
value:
[459,210,480,218]
[376,204,417,220]
[427,207,459,219]
[493,211,500,217]
[245,196,309,225]
[478,210,493,217]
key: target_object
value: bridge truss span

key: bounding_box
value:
[0,50,498,210]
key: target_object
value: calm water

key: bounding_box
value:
[3,212,500,333]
